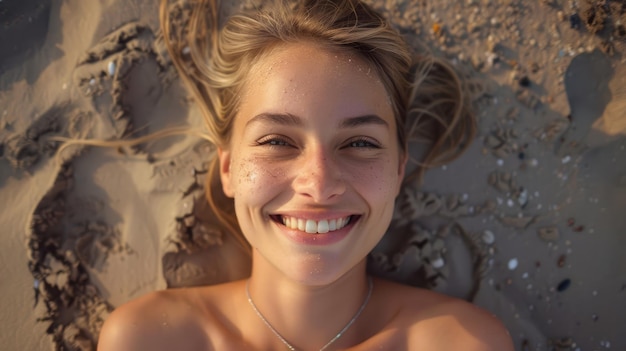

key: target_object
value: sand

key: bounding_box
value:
[1,0,625,350]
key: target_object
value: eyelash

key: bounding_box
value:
[344,137,381,149]
[256,136,293,148]
[256,136,381,149]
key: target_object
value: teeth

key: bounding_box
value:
[305,219,317,233]
[280,215,352,234]
[317,220,329,233]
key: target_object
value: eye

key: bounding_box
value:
[344,137,381,149]
[256,135,294,148]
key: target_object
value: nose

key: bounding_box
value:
[293,146,346,202]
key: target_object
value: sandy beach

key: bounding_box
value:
[1,0,625,350]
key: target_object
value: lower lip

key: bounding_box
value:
[276,217,357,246]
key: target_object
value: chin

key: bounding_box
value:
[275,251,367,287]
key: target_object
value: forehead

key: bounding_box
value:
[237,42,393,121]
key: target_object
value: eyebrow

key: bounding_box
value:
[245,113,389,129]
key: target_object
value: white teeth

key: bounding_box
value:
[280,215,352,234]
[305,219,317,233]
[328,219,337,231]
[317,220,329,233]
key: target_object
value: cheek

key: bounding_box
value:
[231,155,287,198]
[347,158,400,197]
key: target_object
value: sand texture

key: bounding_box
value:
[1,0,625,350]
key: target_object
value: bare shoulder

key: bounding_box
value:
[97,287,212,351]
[375,279,514,351]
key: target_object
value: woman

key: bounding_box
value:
[97,0,514,350]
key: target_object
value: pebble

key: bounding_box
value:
[517,189,528,207]
[557,254,566,267]
[508,258,519,270]
[431,257,445,269]
[557,278,571,292]
[107,61,116,76]
[482,230,495,245]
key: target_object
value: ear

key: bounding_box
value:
[218,147,235,198]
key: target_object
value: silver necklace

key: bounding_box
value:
[246,277,373,351]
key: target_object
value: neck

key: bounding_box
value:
[247,250,372,350]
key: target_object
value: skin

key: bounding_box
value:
[98,42,515,351]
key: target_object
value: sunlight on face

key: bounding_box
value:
[219,42,406,285]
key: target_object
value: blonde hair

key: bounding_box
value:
[61,0,475,254]
[160,0,475,253]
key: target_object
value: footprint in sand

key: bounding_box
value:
[25,21,177,350]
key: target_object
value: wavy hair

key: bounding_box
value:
[161,0,475,253]
[60,0,475,254]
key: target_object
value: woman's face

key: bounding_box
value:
[219,42,406,285]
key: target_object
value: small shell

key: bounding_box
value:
[107,61,116,76]
[431,256,445,269]
[517,188,529,207]
[482,230,495,245]
[507,258,519,270]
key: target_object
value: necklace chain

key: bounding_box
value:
[246,277,373,351]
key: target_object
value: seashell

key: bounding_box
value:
[482,230,495,245]
[517,188,529,207]
[431,256,445,269]
[507,258,519,270]
[107,61,116,76]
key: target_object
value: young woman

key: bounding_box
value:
[97,0,514,350]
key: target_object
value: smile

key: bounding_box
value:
[273,215,356,234]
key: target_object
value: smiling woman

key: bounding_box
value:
[95,0,515,350]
